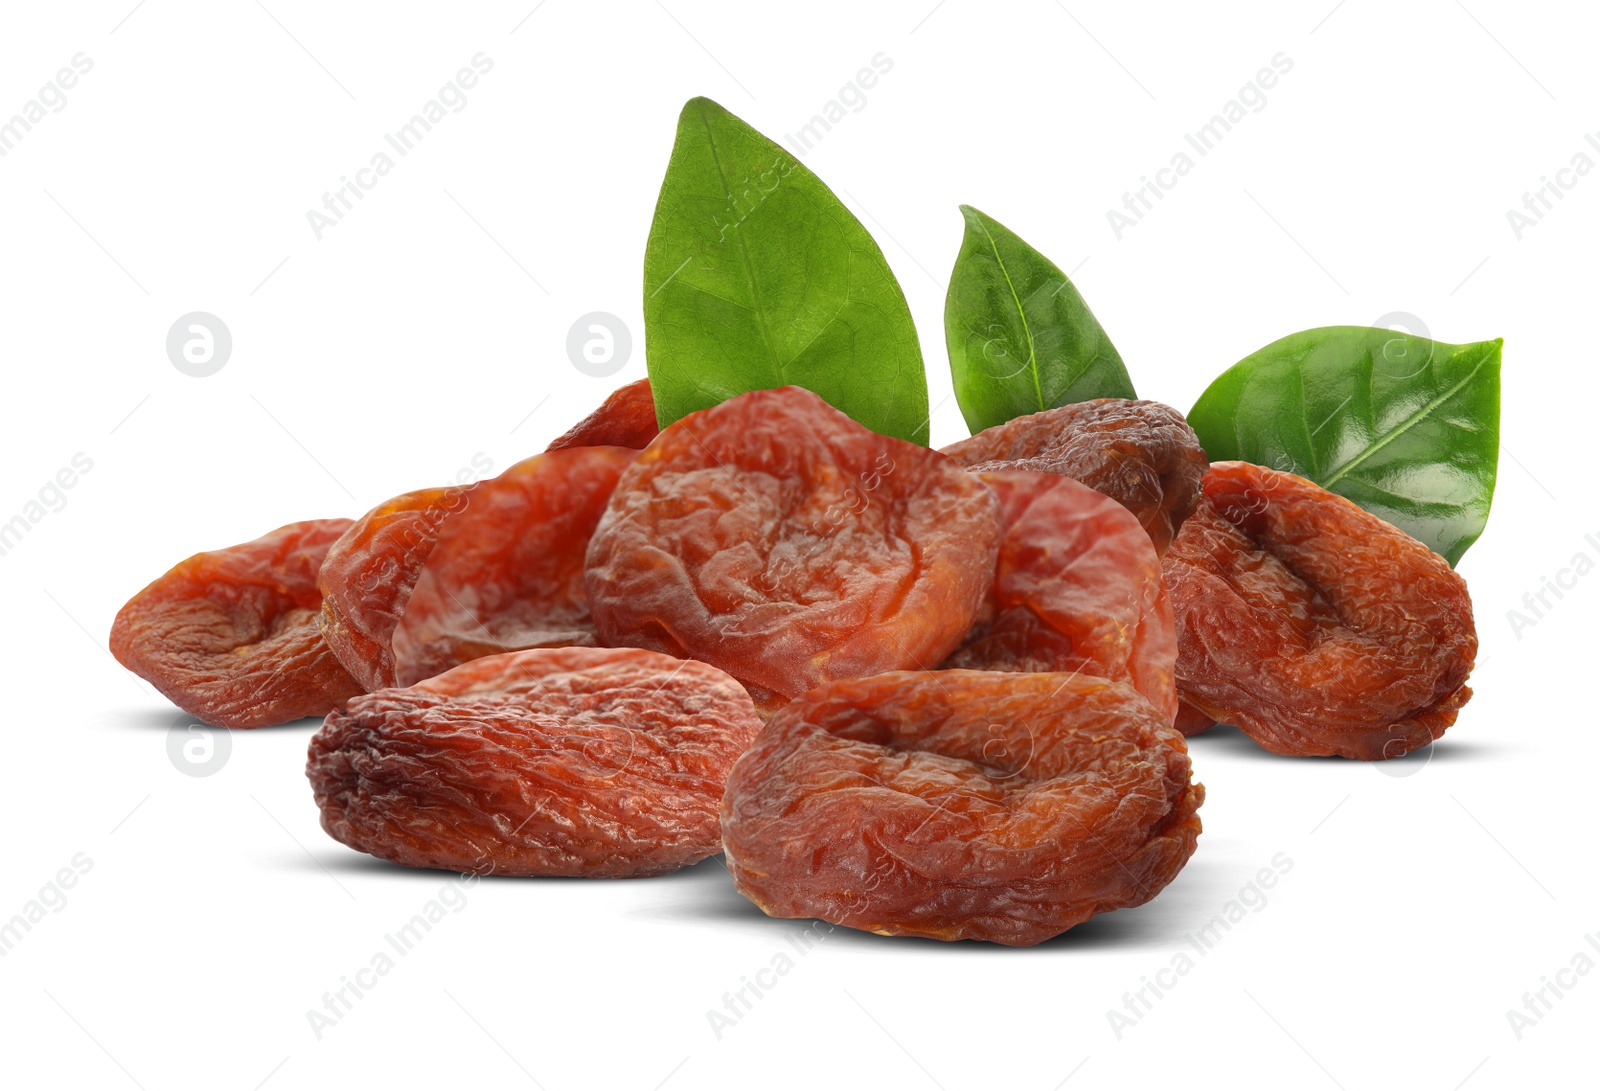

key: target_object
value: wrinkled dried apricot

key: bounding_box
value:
[546,378,661,452]
[320,446,635,689]
[1173,702,1214,737]
[942,470,1177,723]
[307,647,762,877]
[110,519,364,728]
[1163,461,1477,759]
[721,670,1203,945]
[585,386,1001,700]
[941,398,1207,557]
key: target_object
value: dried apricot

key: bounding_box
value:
[307,647,762,877]
[942,470,1177,723]
[721,670,1203,945]
[940,398,1208,556]
[585,386,1000,700]
[110,519,364,728]
[320,446,635,689]
[1173,702,1214,737]
[1163,461,1477,759]
[546,378,661,451]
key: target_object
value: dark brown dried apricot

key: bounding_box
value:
[546,378,661,452]
[110,520,364,728]
[585,386,1001,700]
[721,670,1203,945]
[1163,461,1477,759]
[320,446,635,689]
[942,470,1177,723]
[1173,701,1215,737]
[307,647,762,877]
[940,398,1207,557]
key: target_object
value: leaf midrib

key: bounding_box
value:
[1322,348,1490,487]
[974,216,1044,413]
[700,106,786,385]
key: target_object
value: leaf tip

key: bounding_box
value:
[679,96,728,123]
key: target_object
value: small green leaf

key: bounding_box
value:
[643,97,929,444]
[944,205,1134,434]
[1188,326,1502,565]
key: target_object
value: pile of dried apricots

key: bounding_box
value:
[111,378,1477,946]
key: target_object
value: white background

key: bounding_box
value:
[0,1,1594,1088]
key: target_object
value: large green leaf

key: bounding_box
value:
[1188,326,1502,565]
[944,205,1134,434]
[643,97,929,444]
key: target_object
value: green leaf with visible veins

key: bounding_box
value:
[1187,326,1502,566]
[643,97,929,444]
[944,205,1134,434]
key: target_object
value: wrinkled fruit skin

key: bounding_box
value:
[722,671,1202,945]
[1163,461,1477,759]
[585,386,1001,701]
[1173,702,1215,737]
[942,470,1178,724]
[110,520,365,728]
[546,378,661,451]
[307,647,762,877]
[320,446,635,689]
[940,398,1208,557]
